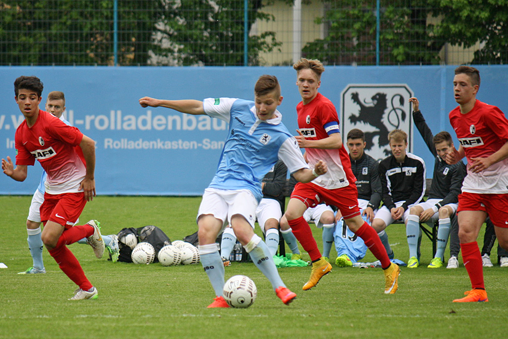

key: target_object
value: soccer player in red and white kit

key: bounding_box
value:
[2,76,105,300]
[446,66,508,302]
[284,59,400,293]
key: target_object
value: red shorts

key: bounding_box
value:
[291,182,361,219]
[457,192,508,228]
[40,192,87,229]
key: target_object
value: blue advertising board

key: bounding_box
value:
[1,65,507,195]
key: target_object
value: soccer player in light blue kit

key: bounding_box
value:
[139,75,327,308]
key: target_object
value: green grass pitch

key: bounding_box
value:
[1,196,507,339]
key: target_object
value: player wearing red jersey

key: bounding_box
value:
[446,66,508,303]
[2,76,105,300]
[284,58,400,294]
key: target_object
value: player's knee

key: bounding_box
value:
[320,212,334,225]
[41,233,57,249]
[438,207,451,219]
[26,220,40,229]
[409,206,420,215]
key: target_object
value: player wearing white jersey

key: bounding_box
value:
[445,66,508,303]
[139,75,327,308]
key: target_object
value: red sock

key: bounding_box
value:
[288,216,321,261]
[56,225,94,247]
[461,242,484,290]
[355,222,391,269]
[49,244,93,291]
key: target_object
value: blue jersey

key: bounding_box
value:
[203,98,308,202]
[36,116,72,194]
[334,213,369,262]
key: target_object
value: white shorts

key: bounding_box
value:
[303,204,334,228]
[374,201,415,226]
[27,189,44,223]
[415,198,458,224]
[256,198,282,230]
[197,188,257,229]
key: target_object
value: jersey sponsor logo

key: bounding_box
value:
[306,115,311,124]
[362,167,368,175]
[38,136,45,146]
[30,146,57,160]
[470,125,476,134]
[298,128,316,138]
[459,137,484,148]
[214,98,220,105]
[259,133,271,145]
[443,167,449,175]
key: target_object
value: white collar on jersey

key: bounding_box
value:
[249,109,282,135]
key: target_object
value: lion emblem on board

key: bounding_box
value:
[349,92,406,155]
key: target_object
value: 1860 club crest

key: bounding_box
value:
[341,84,413,161]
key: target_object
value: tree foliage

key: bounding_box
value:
[149,0,281,66]
[0,0,281,66]
[301,0,508,65]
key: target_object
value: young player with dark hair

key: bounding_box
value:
[445,66,508,302]
[139,74,327,308]
[334,128,383,267]
[2,76,105,300]
[284,59,400,294]
[407,97,466,268]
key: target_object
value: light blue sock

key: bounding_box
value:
[220,228,237,260]
[246,235,284,290]
[78,235,112,246]
[322,224,335,258]
[378,230,393,258]
[280,228,300,255]
[27,227,44,270]
[265,228,279,257]
[406,215,421,259]
[435,218,451,260]
[199,244,225,297]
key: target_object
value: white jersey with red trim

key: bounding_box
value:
[297,93,356,189]
[15,110,86,194]
[449,100,508,193]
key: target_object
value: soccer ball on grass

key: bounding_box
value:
[223,275,257,308]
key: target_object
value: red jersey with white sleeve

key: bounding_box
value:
[15,110,86,195]
[297,93,356,189]
[449,100,508,194]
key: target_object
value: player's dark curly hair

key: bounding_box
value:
[14,76,44,97]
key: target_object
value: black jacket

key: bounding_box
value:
[413,110,466,207]
[350,152,382,209]
[261,160,287,209]
[379,153,426,211]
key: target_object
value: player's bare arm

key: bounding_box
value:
[79,135,96,201]
[2,156,27,181]
[295,130,342,149]
[139,97,205,115]
[292,160,327,183]
[470,141,508,173]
